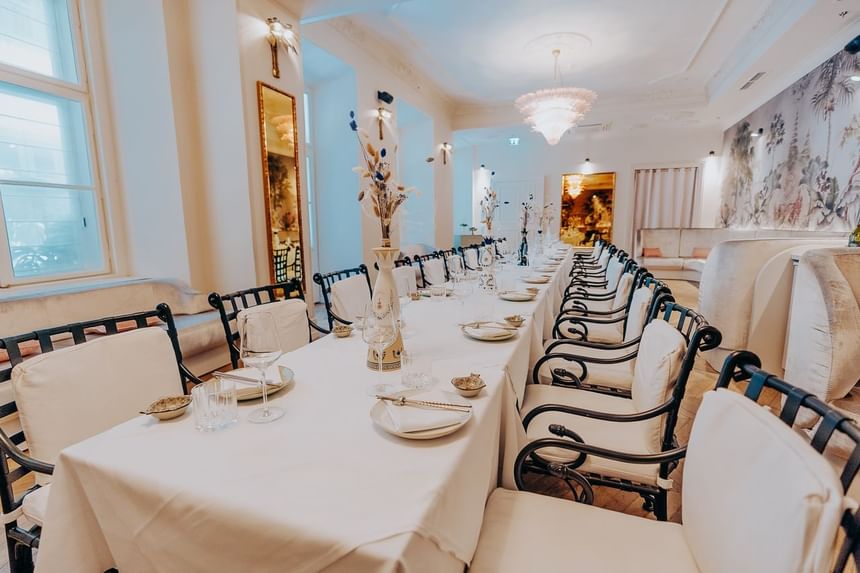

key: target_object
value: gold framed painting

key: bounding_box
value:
[560,172,615,247]
[257,81,304,285]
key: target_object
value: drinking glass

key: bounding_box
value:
[362,301,399,396]
[430,284,447,301]
[192,378,237,431]
[401,348,433,389]
[239,312,285,423]
[448,257,465,283]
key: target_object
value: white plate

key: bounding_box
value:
[370,391,472,440]
[522,276,550,284]
[536,266,557,272]
[231,366,295,401]
[498,291,537,302]
[460,325,516,341]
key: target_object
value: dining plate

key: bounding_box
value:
[231,366,295,401]
[522,276,550,284]
[370,391,472,440]
[536,266,558,272]
[460,325,517,341]
[498,291,537,302]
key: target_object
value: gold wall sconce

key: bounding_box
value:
[377,107,392,140]
[441,142,452,165]
[266,17,298,79]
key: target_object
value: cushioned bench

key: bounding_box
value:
[637,228,847,280]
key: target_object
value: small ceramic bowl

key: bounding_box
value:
[525,287,540,295]
[409,291,421,301]
[333,324,354,338]
[141,395,191,421]
[505,314,525,327]
[451,373,486,397]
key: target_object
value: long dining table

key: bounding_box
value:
[35,247,574,572]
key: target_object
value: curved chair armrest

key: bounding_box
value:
[522,397,676,429]
[544,337,640,354]
[0,431,53,476]
[531,350,638,385]
[557,314,626,326]
[309,319,330,335]
[558,304,627,317]
[517,435,687,469]
[329,310,353,326]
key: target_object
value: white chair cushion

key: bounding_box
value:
[422,259,447,286]
[683,390,845,573]
[11,328,183,483]
[631,319,686,450]
[464,249,478,269]
[537,354,634,391]
[624,286,654,342]
[596,251,610,270]
[605,258,624,289]
[21,483,50,526]
[583,321,624,344]
[610,273,634,315]
[330,275,371,323]
[522,386,661,484]
[471,489,698,573]
[237,299,309,355]
[392,266,417,296]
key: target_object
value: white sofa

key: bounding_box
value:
[698,239,845,372]
[637,228,847,280]
[0,277,228,376]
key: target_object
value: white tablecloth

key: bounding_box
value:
[35,250,572,573]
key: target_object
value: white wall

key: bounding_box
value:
[303,21,454,273]
[456,126,723,252]
[398,100,435,247]
[308,71,361,273]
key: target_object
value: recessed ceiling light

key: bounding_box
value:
[508,137,520,146]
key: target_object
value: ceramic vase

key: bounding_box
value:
[478,241,497,292]
[367,246,404,371]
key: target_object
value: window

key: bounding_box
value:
[0,0,108,284]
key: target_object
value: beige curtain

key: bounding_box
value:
[633,166,699,231]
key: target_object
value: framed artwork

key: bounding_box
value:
[257,81,304,285]
[560,172,615,247]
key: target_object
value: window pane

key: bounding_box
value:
[0,81,92,185]
[1,185,105,278]
[0,0,78,82]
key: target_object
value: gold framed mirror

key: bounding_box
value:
[560,172,615,247]
[257,81,304,285]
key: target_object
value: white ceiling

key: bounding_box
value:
[289,0,860,131]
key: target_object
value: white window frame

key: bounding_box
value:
[0,0,112,287]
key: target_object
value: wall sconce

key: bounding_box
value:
[441,142,452,165]
[377,107,391,140]
[266,17,298,79]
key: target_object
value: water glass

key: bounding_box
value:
[401,349,434,389]
[430,284,447,301]
[192,378,238,432]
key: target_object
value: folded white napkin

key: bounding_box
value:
[465,326,511,339]
[383,390,470,433]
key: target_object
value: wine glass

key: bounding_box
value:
[239,312,285,423]
[448,256,465,284]
[362,301,399,396]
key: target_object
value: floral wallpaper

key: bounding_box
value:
[719,49,860,230]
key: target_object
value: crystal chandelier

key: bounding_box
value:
[516,49,597,145]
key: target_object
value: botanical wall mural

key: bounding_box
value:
[719,49,860,230]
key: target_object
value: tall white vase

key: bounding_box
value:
[367,246,403,371]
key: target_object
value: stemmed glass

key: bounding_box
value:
[239,312,285,423]
[362,301,399,396]
[449,256,465,284]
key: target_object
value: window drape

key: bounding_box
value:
[633,166,699,231]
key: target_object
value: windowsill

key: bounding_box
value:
[0,274,149,302]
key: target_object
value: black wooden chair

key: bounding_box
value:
[475,354,859,572]
[458,245,481,271]
[0,304,196,573]
[312,264,372,329]
[208,279,328,369]
[518,299,721,520]
[273,246,289,283]
[412,252,447,287]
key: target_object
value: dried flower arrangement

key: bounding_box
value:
[520,193,536,233]
[538,202,555,233]
[480,186,499,234]
[349,111,414,247]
